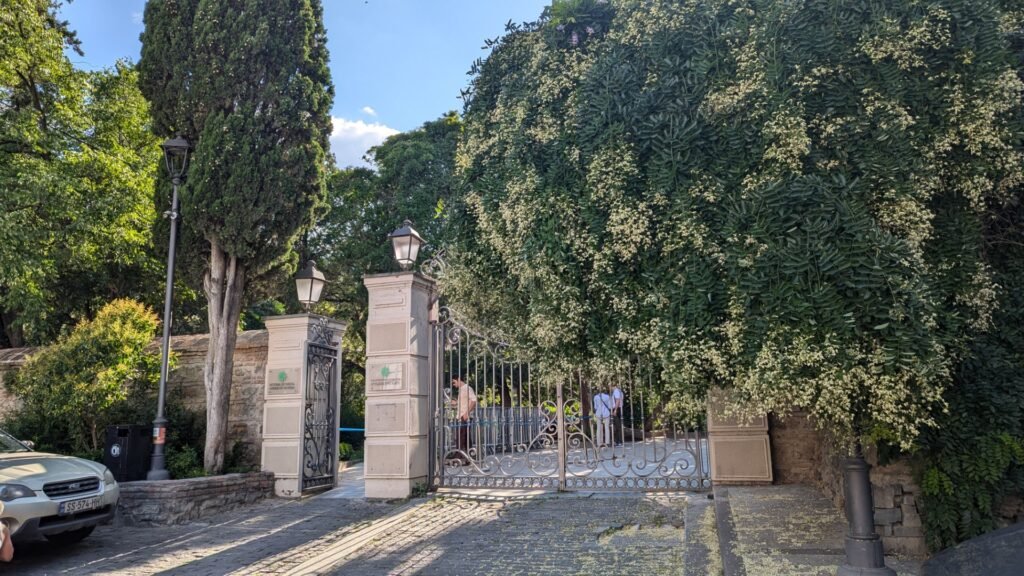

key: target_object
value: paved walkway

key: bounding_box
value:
[715,485,923,576]
[10,480,935,575]
[319,462,365,499]
[9,490,710,575]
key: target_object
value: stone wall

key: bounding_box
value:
[163,330,269,467]
[773,413,1024,557]
[117,471,274,525]
[0,330,269,468]
[0,347,29,419]
[812,441,928,557]
[768,411,928,557]
[768,411,820,485]
[997,494,1024,526]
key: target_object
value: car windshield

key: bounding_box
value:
[0,429,30,453]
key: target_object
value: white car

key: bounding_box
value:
[0,428,119,544]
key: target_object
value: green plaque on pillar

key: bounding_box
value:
[369,362,404,392]
[267,367,300,395]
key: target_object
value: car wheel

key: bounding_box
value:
[44,526,95,545]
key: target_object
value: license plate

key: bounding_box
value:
[58,496,100,515]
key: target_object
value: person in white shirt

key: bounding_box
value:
[611,385,624,446]
[593,391,612,447]
[452,375,477,464]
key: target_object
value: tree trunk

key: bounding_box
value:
[203,243,246,474]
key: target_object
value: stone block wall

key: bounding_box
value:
[769,410,1024,559]
[0,347,29,419]
[868,459,926,556]
[769,411,929,557]
[0,330,269,469]
[768,411,820,485]
[162,330,269,467]
[813,444,928,556]
[117,471,274,525]
[997,494,1024,526]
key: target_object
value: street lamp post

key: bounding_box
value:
[147,135,191,481]
[838,442,897,576]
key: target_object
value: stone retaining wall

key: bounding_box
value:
[769,411,928,557]
[814,444,927,557]
[0,330,269,469]
[771,411,1024,557]
[162,330,269,467]
[117,471,274,525]
[768,411,820,485]
[0,347,29,419]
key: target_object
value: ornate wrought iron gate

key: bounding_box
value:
[302,321,340,492]
[428,309,711,492]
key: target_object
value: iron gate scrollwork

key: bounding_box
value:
[428,307,711,492]
[302,317,339,492]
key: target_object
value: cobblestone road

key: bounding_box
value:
[8,492,699,575]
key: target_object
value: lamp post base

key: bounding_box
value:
[146,417,170,481]
[839,454,896,576]
[837,565,897,576]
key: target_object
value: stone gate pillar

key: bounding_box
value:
[260,314,346,498]
[362,272,435,499]
[707,388,774,484]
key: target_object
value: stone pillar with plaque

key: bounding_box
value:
[707,387,774,484]
[260,313,346,497]
[362,272,434,499]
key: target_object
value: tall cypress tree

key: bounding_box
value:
[139,0,333,472]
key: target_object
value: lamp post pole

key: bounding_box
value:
[837,441,896,576]
[148,136,190,481]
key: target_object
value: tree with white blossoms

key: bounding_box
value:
[447,0,1024,458]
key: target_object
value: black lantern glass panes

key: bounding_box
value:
[388,219,424,271]
[160,135,191,181]
[295,260,326,310]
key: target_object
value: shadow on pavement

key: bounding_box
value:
[8,497,395,575]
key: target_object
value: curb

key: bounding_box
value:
[683,495,713,576]
[713,487,746,576]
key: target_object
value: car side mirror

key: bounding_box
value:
[21,440,35,450]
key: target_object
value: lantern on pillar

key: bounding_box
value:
[388,219,424,271]
[295,260,327,310]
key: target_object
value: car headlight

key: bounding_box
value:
[103,468,116,486]
[0,483,34,502]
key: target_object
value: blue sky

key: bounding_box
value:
[60,0,550,167]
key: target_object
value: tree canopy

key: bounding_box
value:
[0,0,161,347]
[311,112,463,428]
[139,0,334,472]
[448,0,1024,452]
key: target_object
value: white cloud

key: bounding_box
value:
[360,106,377,117]
[131,11,143,25]
[330,117,399,168]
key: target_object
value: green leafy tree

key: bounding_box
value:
[139,0,334,472]
[310,112,463,430]
[916,174,1024,549]
[450,0,1022,459]
[3,299,163,457]
[0,0,161,347]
